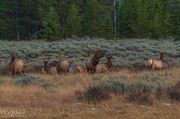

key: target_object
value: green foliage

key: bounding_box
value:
[0,0,7,38]
[75,86,111,103]
[0,0,179,40]
[15,74,48,86]
[169,0,180,40]
[96,74,168,94]
[83,0,101,37]
[0,39,179,68]
[14,74,57,92]
[99,81,125,94]
[99,12,114,39]
[67,2,82,37]
[78,72,169,103]
[117,0,178,39]
[42,7,62,40]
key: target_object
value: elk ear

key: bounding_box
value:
[11,52,16,57]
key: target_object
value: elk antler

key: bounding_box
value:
[85,37,105,52]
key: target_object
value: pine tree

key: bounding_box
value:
[67,2,82,37]
[98,0,114,39]
[83,0,101,37]
[169,0,180,40]
[0,0,8,39]
[136,0,149,37]
[42,7,62,40]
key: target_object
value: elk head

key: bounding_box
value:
[42,60,48,73]
[106,54,113,68]
[10,52,17,61]
[86,37,106,63]
[160,52,164,61]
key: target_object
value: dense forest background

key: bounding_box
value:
[0,0,179,41]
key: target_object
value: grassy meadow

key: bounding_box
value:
[0,38,180,70]
[0,39,179,118]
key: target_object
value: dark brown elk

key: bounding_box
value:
[56,60,73,74]
[42,60,57,75]
[159,52,164,61]
[9,52,25,75]
[96,54,113,73]
[85,38,106,74]
[148,52,164,70]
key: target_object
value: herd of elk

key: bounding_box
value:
[6,39,168,76]
[42,59,72,75]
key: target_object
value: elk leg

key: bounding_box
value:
[152,65,155,70]
[12,70,15,76]
[86,68,91,74]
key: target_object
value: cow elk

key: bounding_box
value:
[42,60,57,75]
[96,54,113,73]
[148,52,164,70]
[68,65,84,74]
[9,52,25,75]
[56,60,73,74]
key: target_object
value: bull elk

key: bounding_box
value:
[9,52,25,75]
[42,60,57,75]
[85,38,106,74]
[96,54,113,73]
[148,52,164,70]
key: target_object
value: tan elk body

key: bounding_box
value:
[42,60,57,75]
[9,52,25,75]
[148,53,164,70]
[56,60,72,73]
[96,55,113,73]
[68,65,84,74]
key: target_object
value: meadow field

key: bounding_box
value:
[0,39,179,118]
[0,38,180,71]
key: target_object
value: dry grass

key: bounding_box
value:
[0,68,179,118]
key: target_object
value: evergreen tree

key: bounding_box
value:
[99,0,114,39]
[67,2,82,37]
[83,0,101,37]
[136,0,149,37]
[0,0,8,39]
[42,7,62,40]
[169,0,180,40]
[0,0,179,40]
